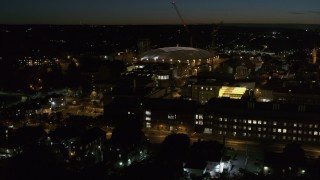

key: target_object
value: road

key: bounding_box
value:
[143,129,320,158]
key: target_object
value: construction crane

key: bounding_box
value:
[211,21,223,52]
[172,1,193,47]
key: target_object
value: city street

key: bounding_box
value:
[142,128,320,175]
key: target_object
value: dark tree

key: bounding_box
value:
[283,142,306,168]
[110,114,144,152]
[66,60,81,87]
[157,133,190,178]
[189,140,224,162]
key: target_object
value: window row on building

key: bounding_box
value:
[141,98,320,145]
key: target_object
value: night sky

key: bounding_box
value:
[1,0,320,25]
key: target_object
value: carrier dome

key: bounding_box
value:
[140,47,213,61]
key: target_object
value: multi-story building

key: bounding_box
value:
[140,97,320,145]
[18,56,60,67]
[201,98,320,144]
[70,127,106,163]
[49,126,106,163]
[107,96,320,145]
[182,80,253,104]
[143,98,198,133]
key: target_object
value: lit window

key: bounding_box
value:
[293,123,297,127]
[145,117,151,121]
[219,117,223,121]
[283,122,287,126]
[243,120,247,123]
[309,131,312,135]
[233,125,237,129]
[309,124,313,128]
[195,114,203,120]
[196,120,203,125]
[258,127,261,131]
[283,129,287,133]
[314,131,318,136]
[263,121,267,125]
[248,127,251,131]
[293,137,296,140]
[243,132,246,136]
[146,122,151,128]
[298,130,302,134]
[253,120,257,124]
[168,114,176,119]
[293,130,297,134]
[273,128,276,133]
[315,125,318,128]
[248,120,252,124]
[219,131,222,135]
[278,129,282,133]
[234,119,237,123]
[233,132,236,136]
[224,118,227,122]
[204,128,212,134]
[145,111,151,116]
[273,122,277,126]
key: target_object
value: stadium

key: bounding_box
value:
[139,47,217,67]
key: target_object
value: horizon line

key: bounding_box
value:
[1,23,320,26]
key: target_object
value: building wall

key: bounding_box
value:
[144,109,194,133]
[202,114,320,144]
[142,98,320,145]
[192,85,220,104]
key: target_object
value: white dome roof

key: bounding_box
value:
[140,47,213,61]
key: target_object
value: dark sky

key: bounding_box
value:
[1,0,320,25]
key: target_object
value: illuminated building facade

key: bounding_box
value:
[139,97,320,145]
[143,98,197,133]
[18,56,60,67]
[199,98,320,144]
[107,95,320,145]
[218,57,255,80]
[182,82,251,104]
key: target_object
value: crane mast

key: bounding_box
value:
[172,1,193,47]
[211,21,223,52]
